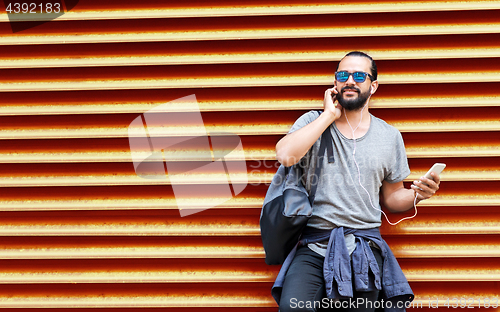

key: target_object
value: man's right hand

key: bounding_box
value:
[324,87,342,122]
[276,88,342,166]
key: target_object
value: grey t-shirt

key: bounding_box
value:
[288,111,410,256]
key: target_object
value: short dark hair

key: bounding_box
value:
[336,51,378,81]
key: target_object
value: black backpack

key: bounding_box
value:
[260,126,334,265]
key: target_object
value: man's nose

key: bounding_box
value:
[345,74,357,85]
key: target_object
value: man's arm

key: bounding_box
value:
[276,88,341,166]
[381,172,441,212]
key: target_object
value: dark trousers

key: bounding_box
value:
[279,245,384,312]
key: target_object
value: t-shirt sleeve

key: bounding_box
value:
[286,111,322,168]
[385,131,411,183]
[288,111,321,134]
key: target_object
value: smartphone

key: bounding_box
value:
[422,163,446,184]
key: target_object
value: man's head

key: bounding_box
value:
[334,51,379,111]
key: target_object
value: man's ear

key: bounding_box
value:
[370,80,379,95]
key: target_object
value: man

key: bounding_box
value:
[273,51,440,311]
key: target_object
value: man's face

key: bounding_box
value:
[334,56,377,111]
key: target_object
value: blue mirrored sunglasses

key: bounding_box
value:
[335,71,374,83]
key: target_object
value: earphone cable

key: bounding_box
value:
[344,106,418,226]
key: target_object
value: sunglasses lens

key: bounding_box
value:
[336,71,349,82]
[336,71,369,83]
[352,72,367,82]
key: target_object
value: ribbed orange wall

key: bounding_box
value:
[0,0,499,310]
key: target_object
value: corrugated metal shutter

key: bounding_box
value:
[0,0,499,309]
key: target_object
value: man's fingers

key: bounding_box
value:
[420,176,439,191]
[412,176,440,200]
[410,184,425,200]
[430,172,441,184]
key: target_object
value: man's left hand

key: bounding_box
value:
[411,172,440,201]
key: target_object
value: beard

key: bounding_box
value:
[337,86,371,111]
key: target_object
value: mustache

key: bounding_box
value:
[341,86,360,93]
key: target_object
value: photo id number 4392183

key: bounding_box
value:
[5,2,62,14]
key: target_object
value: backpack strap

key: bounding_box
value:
[315,110,335,164]
[308,126,334,204]
[325,126,335,164]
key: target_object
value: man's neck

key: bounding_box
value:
[335,104,371,139]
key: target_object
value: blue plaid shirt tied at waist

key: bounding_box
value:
[272,227,414,312]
